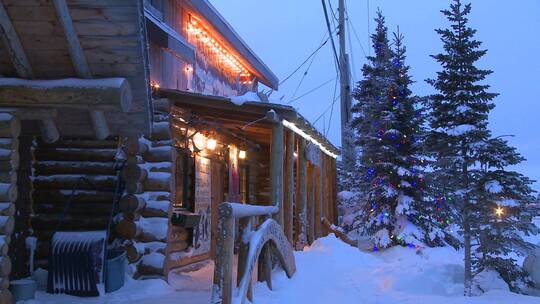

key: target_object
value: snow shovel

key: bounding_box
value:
[47,162,124,297]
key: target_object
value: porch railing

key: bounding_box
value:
[211,202,296,304]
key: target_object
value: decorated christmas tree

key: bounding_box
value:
[427,0,538,294]
[349,11,433,249]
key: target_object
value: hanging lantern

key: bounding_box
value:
[238,150,247,160]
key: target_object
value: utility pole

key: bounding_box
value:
[338,0,354,170]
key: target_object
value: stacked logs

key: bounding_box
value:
[116,115,179,278]
[32,138,119,268]
[0,113,20,303]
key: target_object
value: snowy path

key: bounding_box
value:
[28,232,540,304]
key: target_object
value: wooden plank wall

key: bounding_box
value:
[146,0,243,97]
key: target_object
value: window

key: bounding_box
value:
[174,149,195,210]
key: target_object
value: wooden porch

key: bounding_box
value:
[155,90,339,303]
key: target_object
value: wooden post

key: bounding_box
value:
[331,158,338,223]
[9,132,31,280]
[317,152,324,238]
[212,204,235,304]
[237,217,252,301]
[307,163,315,244]
[295,139,307,250]
[283,131,294,243]
[322,154,329,237]
[270,120,284,226]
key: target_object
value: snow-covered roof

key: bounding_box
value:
[157,89,339,156]
[184,0,279,89]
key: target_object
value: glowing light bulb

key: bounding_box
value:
[207,138,217,150]
[495,206,504,217]
[238,150,247,159]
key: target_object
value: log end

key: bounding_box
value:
[120,79,133,113]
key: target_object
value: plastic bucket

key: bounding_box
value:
[10,278,37,301]
[105,249,127,293]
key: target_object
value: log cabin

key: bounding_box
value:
[0,0,339,302]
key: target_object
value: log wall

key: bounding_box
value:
[0,113,20,303]
[116,110,176,278]
[32,137,119,269]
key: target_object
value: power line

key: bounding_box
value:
[321,0,340,70]
[345,11,367,57]
[313,81,340,125]
[286,77,337,105]
[326,71,340,136]
[327,0,339,22]
[290,32,330,101]
[279,33,331,86]
[346,18,357,83]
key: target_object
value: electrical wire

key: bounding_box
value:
[286,77,337,105]
[313,81,340,125]
[278,33,331,86]
[326,73,340,136]
[321,0,340,70]
[346,18,358,83]
[290,32,330,101]
[345,10,367,57]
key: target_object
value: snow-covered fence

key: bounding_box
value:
[211,202,296,304]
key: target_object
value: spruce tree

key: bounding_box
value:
[472,137,538,292]
[427,0,537,294]
[350,11,432,249]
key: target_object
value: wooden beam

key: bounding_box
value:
[270,120,284,226]
[89,110,110,140]
[52,0,112,141]
[12,109,57,121]
[39,119,60,144]
[0,78,132,112]
[52,0,92,78]
[0,3,33,79]
[283,130,294,243]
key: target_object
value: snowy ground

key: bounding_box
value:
[25,218,540,304]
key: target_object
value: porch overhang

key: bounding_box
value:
[156,89,339,157]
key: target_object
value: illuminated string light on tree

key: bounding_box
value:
[346,10,442,249]
[494,206,504,217]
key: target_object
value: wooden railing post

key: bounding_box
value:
[212,202,294,304]
[237,216,252,301]
[212,203,235,304]
[270,119,284,225]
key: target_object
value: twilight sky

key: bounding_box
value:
[210,0,540,191]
